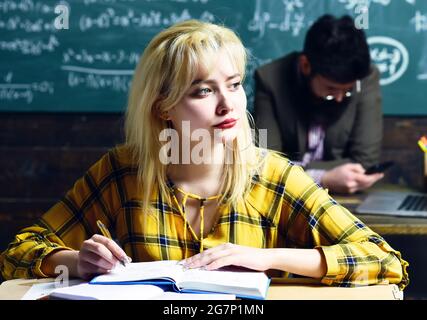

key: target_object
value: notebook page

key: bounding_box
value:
[91,260,184,284]
[21,279,84,300]
[50,283,165,300]
[179,268,269,296]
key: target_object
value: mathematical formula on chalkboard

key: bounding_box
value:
[1,0,426,114]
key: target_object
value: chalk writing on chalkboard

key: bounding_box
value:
[248,0,306,39]
[1,0,427,114]
[368,37,409,86]
[0,71,54,104]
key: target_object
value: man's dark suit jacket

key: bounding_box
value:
[254,52,383,170]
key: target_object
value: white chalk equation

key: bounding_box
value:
[411,10,427,33]
[83,0,137,4]
[248,0,306,39]
[338,0,416,10]
[0,35,59,55]
[78,8,214,31]
[0,0,56,14]
[81,0,209,5]
[0,15,56,32]
[368,36,409,86]
[417,42,427,81]
[0,72,53,104]
[62,49,140,66]
[338,0,388,10]
[62,66,133,92]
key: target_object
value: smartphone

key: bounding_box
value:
[364,161,395,175]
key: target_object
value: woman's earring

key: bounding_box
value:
[160,111,170,121]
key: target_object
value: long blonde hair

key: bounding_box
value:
[125,19,262,213]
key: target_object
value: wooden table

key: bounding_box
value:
[0,277,402,300]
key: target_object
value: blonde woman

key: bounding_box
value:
[0,20,408,289]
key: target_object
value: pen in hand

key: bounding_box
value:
[96,220,131,267]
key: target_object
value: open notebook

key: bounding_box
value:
[90,260,270,300]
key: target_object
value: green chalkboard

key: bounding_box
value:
[1,0,426,114]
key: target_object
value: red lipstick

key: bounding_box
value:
[214,118,237,129]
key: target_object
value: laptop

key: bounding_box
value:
[355,191,427,217]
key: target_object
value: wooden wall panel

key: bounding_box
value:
[380,118,427,189]
[0,113,125,250]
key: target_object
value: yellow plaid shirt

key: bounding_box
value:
[0,145,409,289]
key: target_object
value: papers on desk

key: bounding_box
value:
[22,260,268,300]
[22,280,235,300]
[21,279,84,300]
[49,283,235,300]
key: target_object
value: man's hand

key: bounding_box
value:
[321,163,384,194]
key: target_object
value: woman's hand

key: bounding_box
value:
[181,243,273,271]
[77,234,130,280]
